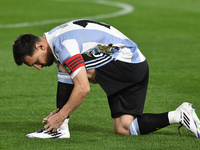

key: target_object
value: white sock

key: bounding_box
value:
[59,118,69,131]
[168,111,181,124]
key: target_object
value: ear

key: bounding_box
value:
[35,42,45,51]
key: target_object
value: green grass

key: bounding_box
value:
[1,0,200,149]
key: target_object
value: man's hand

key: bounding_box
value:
[44,112,65,132]
[42,109,58,123]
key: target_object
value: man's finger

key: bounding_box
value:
[47,127,53,132]
[42,118,48,123]
[44,124,50,130]
[52,128,57,133]
[44,123,56,132]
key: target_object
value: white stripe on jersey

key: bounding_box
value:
[85,55,113,70]
[82,42,98,53]
[61,39,80,62]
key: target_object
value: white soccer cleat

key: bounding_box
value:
[176,102,200,138]
[26,128,70,139]
[26,118,70,139]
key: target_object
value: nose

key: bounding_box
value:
[33,64,42,70]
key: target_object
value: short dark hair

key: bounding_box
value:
[12,34,41,65]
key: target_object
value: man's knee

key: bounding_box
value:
[114,125,123,134]
[113,114,134,135]
[114,124,129,135]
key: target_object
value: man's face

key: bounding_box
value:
[24,48,55,70]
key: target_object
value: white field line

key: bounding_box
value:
[0,0,134,28]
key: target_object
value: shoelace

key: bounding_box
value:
[178,124,183,137]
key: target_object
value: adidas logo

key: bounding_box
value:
[183,112,190,129]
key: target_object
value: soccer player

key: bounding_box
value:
[12,19,200,138]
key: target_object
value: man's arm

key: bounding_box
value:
[44,66,90,132]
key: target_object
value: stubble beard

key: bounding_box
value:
[46,50,55,66]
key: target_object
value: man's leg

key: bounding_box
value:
[56,81,74,113]
[113,112,169,135]
[132,112,170,135]
[113,102,200,138]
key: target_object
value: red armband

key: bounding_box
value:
[63,54,85,75]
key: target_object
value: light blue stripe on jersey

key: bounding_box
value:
[52,29,138,63]
[53,29,137,50]
[57,72,73,84]
[129,118,141,135]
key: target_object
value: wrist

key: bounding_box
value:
[57,109,69,120]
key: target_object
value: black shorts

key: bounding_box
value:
[82,54,149,118]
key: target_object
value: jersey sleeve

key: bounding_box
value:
[54,39,85,78]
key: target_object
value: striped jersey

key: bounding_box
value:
[44,19,146,78]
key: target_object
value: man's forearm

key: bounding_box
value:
[44,66,90,132]
[58,66,90,119]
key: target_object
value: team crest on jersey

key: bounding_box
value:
[97,43,114,54]
[88,43,114,56]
